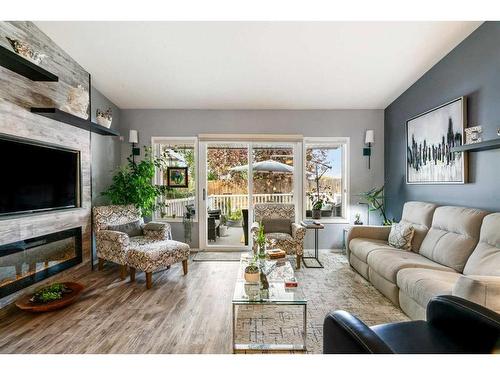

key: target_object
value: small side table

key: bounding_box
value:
[300,220,325,268]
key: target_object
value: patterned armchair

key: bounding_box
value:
[251,203,306,269]
[93,204,190,288]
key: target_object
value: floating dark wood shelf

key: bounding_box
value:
[451,138,500,153]
[31,108,120,137]
[0,45,58,82]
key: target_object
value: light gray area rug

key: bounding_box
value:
[234,252,409,354]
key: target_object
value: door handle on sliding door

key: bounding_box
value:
[203,188,206,200]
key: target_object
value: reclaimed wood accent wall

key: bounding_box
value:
[0,21,91,308]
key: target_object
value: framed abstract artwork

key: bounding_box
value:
[167,167,189,188]
[406,97,468,184]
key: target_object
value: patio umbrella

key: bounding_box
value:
[164,148,187,166]
[230,159,293,173]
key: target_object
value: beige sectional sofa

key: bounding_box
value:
[347,201,500,320]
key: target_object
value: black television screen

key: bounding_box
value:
[0,137,80,216]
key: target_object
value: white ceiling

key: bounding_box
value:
[36,21,482,110]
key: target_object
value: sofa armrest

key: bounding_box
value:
[291,223,306,242]
[143,222,172,240]
[452,275,500,313]
[346,225,391,258]
[323,311,393,354]
[97,230,130,246]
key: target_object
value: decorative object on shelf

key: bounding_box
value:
[244,257,260,283]
[15,282,84,312]
[465,125,482,144]
[167,166,188,188]
[406,97,467,184]
[354,213,363,225]
[6,36,45,65]
[96,107,113,128]
[102,147,168,217]
[129,129,140,163]
[363,129,374,169]
[61,84,89,119]
[358,186,392,226]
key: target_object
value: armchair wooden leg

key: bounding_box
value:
[98,258,104,271]
[129,267,136,282]
[296,255,302,269]
[146,272,152,289]
[120,264,127,280]
[182,259,188,275]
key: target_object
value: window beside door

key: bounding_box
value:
[152,137,197,222]
[304,138,349,223]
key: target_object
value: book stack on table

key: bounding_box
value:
[266,249,286,259]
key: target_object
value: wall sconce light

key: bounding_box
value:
[363,130,374,169]
[129,129,140,163]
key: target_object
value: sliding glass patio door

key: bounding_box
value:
[199,142,251,250]
[199,140,300,250]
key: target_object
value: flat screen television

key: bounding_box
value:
[0,136,80,216]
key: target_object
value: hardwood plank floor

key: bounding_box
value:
[0,252,407,354]
[0,258,238,354]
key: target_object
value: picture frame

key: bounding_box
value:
[406,96,468,184]
[167,167,189,188]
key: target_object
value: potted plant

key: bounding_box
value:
[219,215,228,237]
[255,222,267,259]
[244,256,260,283]
[358,185,393,226]
[102,147,167,219]
[227,209,242,227]
[312,199,323,219]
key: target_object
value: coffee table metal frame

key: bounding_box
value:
[232,254,307,353]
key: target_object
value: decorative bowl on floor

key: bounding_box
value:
[15,282,85,313]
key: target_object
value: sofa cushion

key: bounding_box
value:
[400,201,438,252]
[350,238,397,262]
[397,268,460,310]
[463,213,500,276]
[367,249,456,284]
[419,206,489,272]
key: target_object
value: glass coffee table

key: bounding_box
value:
[232,253,307,353]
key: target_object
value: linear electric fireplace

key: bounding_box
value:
[0,228,82,298]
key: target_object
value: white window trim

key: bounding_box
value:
[151,136,199,223]
[303,137,350,224]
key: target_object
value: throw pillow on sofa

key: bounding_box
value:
[107,220,143,237]
[388,222,415,251]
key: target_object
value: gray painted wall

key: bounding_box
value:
[385,21,500,220]
[120,109,384,249]
[91,86,122,205]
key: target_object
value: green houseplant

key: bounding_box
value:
[103,147,167,218]
[244,255,260,283]
[359,185,392,226]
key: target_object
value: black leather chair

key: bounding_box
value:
[323,295,500,354]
